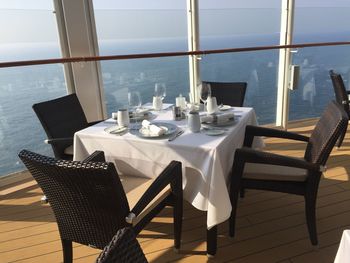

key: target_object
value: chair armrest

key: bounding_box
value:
[129,161,182,219]
[44,137,73,145]
[83,151,106,162]
[234,147,322,172]
[244,125,309,147]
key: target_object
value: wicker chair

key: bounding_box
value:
[329,70,350,148]
[202,81,247,107]
[18,150,182,263]
[32,93,101,160]
[229,101,348,245]
[96,227,147,263]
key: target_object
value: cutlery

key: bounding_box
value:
[168,129,184,141]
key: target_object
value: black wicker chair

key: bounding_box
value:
[18,150,182,263]
[229,101,348,246]
[329,70,349,148]
[32,93,101,160]
[202,81,247,107]
[96,227,147,263]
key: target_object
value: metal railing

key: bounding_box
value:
[0,41,349,68]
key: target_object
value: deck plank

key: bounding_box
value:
[1,121,350,263]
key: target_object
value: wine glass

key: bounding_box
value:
[199,82,211,110]
[128,91,142,123]
[154,83,166,101]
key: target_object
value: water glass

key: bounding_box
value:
[117,109,129,127]
[153,96,163,111]
[188,111,201,133]
[207,96,218,114]
[199,82,212,104]
[128,91,142,116]
[154,83,166,101]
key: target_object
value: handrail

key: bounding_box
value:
[0,41,349,68]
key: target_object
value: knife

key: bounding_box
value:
[168,129,184,141]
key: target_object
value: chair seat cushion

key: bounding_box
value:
[64,145,74,155]
[243,162,308,182]
[119,175,170,225]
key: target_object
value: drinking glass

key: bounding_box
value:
[154,83,166,101]
[199,82,211,110]
[128,91,142,122]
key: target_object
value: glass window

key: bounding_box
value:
[289,1,350,120]
[199,0,282,125]
[0,1,67,176]
[294,0,350,43]
[93,0,188,116]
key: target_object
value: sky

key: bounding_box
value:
[0,0,349,44]
[1,0,350,10]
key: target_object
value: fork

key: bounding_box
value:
[168,130,184,141]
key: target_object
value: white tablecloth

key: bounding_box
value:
[335,230,350,263]
[74,107,263,228]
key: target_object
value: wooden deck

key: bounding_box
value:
[1,119,350,263]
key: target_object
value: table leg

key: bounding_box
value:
[207,225,217,257]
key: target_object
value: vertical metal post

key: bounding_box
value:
[276,0,295,129]
[53,0,75,94]
[187,0,200,103]
[53,0,106,121]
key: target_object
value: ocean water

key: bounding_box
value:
[1,33,350,177]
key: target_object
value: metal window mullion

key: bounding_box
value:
[53,0,75,94]
[276,0,295,129]
[187,0,200,103]
[55,0,105,122]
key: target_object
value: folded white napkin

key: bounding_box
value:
[217,112,235,123]
[141,120,166,136]
[200,115,214,123]
[200,112,235,124]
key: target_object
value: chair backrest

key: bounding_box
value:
[33,93,89,139]
[329,70,349,115]
[32,93,89,159]
[96,227,147,263]
[18,149,130,249]
[203,81,247,107]
[304,101,348,165]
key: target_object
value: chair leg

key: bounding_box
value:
[229,185,241,237]
[173,192,183,250]
[61,239,73,263]
[240,188,245,198]
[207,226,217,257]
[305,197,318,246]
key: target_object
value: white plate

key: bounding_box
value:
[203,129,225,136]
[219,105,232,111]
[136,122,178,138]
[202,118,236,127]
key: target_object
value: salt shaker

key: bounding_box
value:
[188,111,201,133]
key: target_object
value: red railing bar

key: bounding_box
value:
[0,41,349,68]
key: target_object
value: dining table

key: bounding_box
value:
[74,105,263,255]
[335,230,350,263]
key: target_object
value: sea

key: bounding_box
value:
[1,32,350,177]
